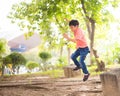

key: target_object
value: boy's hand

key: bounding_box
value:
[63,33,76,43]
[63,33,69,40]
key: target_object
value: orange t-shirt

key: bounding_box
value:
[74,28,88,49]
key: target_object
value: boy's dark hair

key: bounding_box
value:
[69,20,79,26]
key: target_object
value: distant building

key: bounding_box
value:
[8,33,41,52]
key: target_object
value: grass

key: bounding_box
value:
[1,69,64,79]
[2,63,119,79]
[37,65,104,77]
[2,67,103,79]
[15,69,64,78]
[37,69,64,78]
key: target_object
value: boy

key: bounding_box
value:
[63,20,90,81]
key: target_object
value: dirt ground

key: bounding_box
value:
[0,75,103,96]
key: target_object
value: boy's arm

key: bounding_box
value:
[63,33,76,43]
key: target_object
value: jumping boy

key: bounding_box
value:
[63,20,90,81]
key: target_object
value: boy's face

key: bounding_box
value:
[69,25,78,32]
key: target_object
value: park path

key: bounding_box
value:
[0,75,103,96]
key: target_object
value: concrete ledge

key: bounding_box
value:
[100,68,120,96]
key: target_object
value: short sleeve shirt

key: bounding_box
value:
[74,28,88,49]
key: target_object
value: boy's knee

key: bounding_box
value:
[80,56,86,62]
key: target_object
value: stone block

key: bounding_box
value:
[100,68,120,96]
[63,64,81,78]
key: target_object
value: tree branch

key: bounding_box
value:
[55,16,64,30]
[80,0,89,20]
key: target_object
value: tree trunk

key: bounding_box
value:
[12,66,16,74]
[85,21,95,65]
[90,20,95,65]
[67,47,71,65]
[85,21,92,65]
[86,21,91,39]
[17,66,20,74]
[93,49,105,71]
[1,64,5,76]
[81,0,105,70]
[89,21,105,71]
[43,62,47,71]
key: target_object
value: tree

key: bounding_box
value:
[78,0,120,71]
[39,52,52,71]
[0,39,10,76]
[26,61,39,73]
[7,52,26,74]
[3,56,12,65]
[8,0,120,71]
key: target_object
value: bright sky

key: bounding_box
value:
[0,0,27,40]
[0,0,120,41]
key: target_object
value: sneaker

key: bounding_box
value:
[73,67,81,71]
[83,73,90,82]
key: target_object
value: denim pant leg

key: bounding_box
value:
[71,49,81,68]
[80,55,89,74]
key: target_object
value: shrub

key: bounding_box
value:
[26,61,39,72]
[39,52,52,71]
[39,52,51,61]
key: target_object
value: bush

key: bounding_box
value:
[8,52,26,67]
[39,52,51,61]
[39,52,52,71]
[3,56,12,65]
[26,61,39,72]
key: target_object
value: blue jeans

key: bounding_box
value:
[71,47,90,74]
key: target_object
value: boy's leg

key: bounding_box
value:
[80,55,90,81]
[71,49,81,70]
[80,55,89,74]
